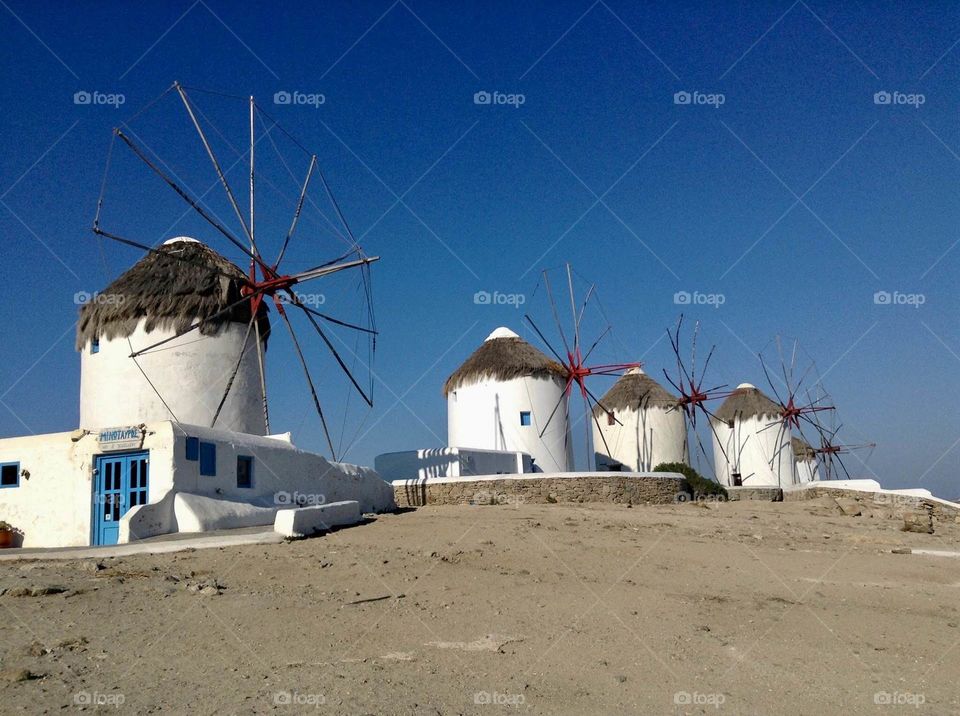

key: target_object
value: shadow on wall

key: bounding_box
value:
[419,449,458,479]
[120,490,179,542]
[594,452,623,471]
[400,480,428,508]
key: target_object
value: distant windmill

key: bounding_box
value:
[755,337,835,485]
[661,315,733,480]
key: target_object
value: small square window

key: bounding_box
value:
[91,339,100,354]
[185,437,199,461]
[0,462,19,488]
[237,456,253,489]
[607,411,615,426]
[199,442,216,476]
[519,411,531,426]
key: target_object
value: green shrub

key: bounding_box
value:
[653,462,728,501]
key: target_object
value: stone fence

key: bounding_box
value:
[393,473,686,508]
[783,485,960,522]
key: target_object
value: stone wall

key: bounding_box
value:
[394,474,685,508]
[726,486,783,502]
[784,486,960,522]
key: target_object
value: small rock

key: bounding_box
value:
[56,637,88,651]
[199,586,220,597]
[0,668,37,682]
[615,675,627,683]
[31,586,67,597]
[25,642,47,657]
[902,512,934,534]
[891,547,912,555]
[834,498,862,517]
[6,586,66,598]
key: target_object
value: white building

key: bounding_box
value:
[792,436,820,483]
[375,447,533,482]
[445,327,573,472]
[77,237,268,435]
[592,367,687,471]
[711,383,794,487]
[0,237,393,548]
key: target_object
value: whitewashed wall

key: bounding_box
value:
[794,458,820,484]
[0,420,393,548]
[593,405,687,471]
[79,319,266,436]
[711,417,795,487]
[0,423,176,548]
[375,447,531,482]
[164,423,394,516]
[447,375,573,473]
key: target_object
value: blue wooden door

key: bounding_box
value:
[93,452,149,546]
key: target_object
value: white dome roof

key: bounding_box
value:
[736,382,755,390]
[485,326,520,341]
[625,366,644,375]
[163,236,202,245]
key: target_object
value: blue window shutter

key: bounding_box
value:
[185,437,199,461]
[520,411,532,426]
[199,442,216,476]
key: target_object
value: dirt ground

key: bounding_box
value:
[0,498,958,715]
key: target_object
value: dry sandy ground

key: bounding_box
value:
[0,498,958,715]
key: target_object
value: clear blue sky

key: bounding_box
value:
[0,1,958,498]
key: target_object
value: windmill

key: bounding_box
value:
[804,396,877,480]
[88,82,378,461]
[755,337,836,485]
[522,264,640,468]
[661,314,733,480]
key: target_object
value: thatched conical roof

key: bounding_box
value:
[792,436,816,462]
[443,327,565,396]
[713,383,782,425]
[76,237,270,350]
[592,367,677,414]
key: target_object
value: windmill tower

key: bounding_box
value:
[592,367,687,471]
[445,327,573,472]
[792,436,820,483]
[87,82,379,459]
[78,237,270,434]
[711,383,794,487]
